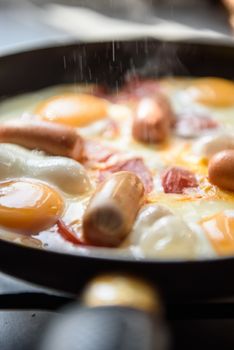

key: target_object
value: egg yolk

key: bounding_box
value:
[35,93,108,127]
[201,211,234,255]
[187,77,234,107]
[0,180,63,234]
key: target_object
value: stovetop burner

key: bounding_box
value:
[0,272,234,350]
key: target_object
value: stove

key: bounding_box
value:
[0,273,234,350]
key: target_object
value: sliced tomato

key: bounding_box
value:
[57,219,85,245]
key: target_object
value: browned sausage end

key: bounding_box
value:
[83,171,145,247]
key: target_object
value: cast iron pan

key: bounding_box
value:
[0,39,234,303]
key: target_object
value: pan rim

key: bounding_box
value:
[1,36,234,60]
[1,38,234,268]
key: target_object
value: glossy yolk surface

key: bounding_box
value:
[0,180,63,234]
[187,77,234,107]
[201,211,234,255]
[35,93,108,127]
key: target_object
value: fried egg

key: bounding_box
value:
[0,179,63,234]
[35,93,109,127]
[186,77,234,107]
[0,143,92,195]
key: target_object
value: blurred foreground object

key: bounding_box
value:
[39,274,170,350]
[81,274,161,313]
[0,0,230,49]
[223,0,234,29]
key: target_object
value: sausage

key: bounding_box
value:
[161,166,198,194]
[0,122,83,160]
[82,171,145,247]
[132,96,174,144]
[208,150,234,191]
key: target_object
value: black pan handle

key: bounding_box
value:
[38,273,170,350]
[39,305,170,350]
